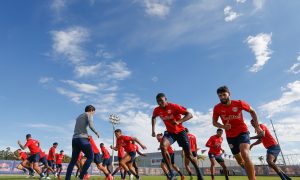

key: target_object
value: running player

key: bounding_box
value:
[88,136,112,180]
[156,133,184,180]
[250,120,291,180]
[46,142,58,179]
[111,146,126,180]
[75,151,83,178]
[18,134,45,179]
[111,129,146,180]
[206,129,229,180]
[15,149,34,176]
[132,141,147,178]
[66,105,100,180]
[212,86,263,180]
[184,128,198,179]
[55,150,64,180]
[39,151,55,179]
[100,143,112,174]
[152,93,204,180]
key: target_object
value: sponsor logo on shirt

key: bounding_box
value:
[221,114,241,121]
[232,107,238,112]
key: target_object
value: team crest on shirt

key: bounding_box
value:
[167,110,172,114]
[232,107,238,112]
[229,144,234,149]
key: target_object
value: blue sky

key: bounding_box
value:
[1,0,300,164]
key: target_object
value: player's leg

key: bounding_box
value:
[171,153,184,180]
[79,139,94,180]
[120,153,139,179]
[179,131,204,180]
[217,156,229,180]
[184,154,193,177]
[65,138,81,180]
[240,143,256,180]
[161,162,169,177]
[161,132,176,179]
[209,155,216,180]
[132,160,139,176]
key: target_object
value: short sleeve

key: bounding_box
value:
[172,103,187,115]
[24,141,30,147]
[239,100,251,112]
[260,124,266,131]
[152,108,158,117]
[123,136,132,141]
[212,106,220,120]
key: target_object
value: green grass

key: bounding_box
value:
[0,175,299,180]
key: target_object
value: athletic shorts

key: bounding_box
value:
[227,132,250,155]
[128,151,136,163]
[267,144,281,158]
[192,151,197,158]
[208,153,224,163]
[93,153,101,164]
[162,153,175,164]
[56,164,62,169]
[163,130,190,152]
[47,160,55,169]
[27,152,40,163]
[102,158,111,166]
[118,157,122,162]
[39,156,47,165]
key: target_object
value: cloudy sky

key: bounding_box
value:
[1,0,300,164]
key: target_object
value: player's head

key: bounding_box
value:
[156,133,163,141]
[114,129,122,138]
[85,105,96,114]
[185,128,189,133]
[100,143,104,147]
[156,93,167,108]
[60,150,64,154]
[217,86,230,104]
[53,142,58,148]
[26,134,31,140]
[17,149,21,153]
[216,128,223,137]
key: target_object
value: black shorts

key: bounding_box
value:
[162,153,175,164]
[56,164,62,169]
[47,160,55,168]
[163,130,190,152]
[102,158,111,166]
[208,153,224,163]
[128,151,136,162]
[267,144,281,158]
[118,157,122,162]
[39,156,47,165]
[94,153,101,164]
[227,132,250,155]
[27,152,40,163]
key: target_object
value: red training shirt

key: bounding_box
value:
[206,135,223,155]
[187,133,197,152]
[153,103,187,134]
[259,124,278,148]
[213,100,250,138]
[47,147,56,160]
[116,135,135,153]
[24,139,41,155]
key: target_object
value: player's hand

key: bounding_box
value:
[255,127,264,137]
[223,124,231,130]
[141,145,147,150]
[17,140,21,145]
[152,131,156,137]
[95,132,100,138]
[222,149,225,153]
[110,145,113,149]
[172,121,180,125]
[250,144,253,150]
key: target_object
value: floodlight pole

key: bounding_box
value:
[109,114,120,170]
[270,119,286,165]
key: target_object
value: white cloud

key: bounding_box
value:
[74,63,102,77]
[62,80,99,94]
[39,77,54,84]
[224,6,241,22]
[253,0,266,10]
[52,27,89,64]
[51,0,66,12]
[107,61,131,80]
[236,0,246,3]
[56,87,84,104]
[143,0,172,18]
[259,81,300,117]
[151,76,158,82]
[288,53,300,74]
[246,33,272,72]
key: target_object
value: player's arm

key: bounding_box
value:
[195,138,198,153]
[177,111,193,124]
[136,149,146,156]
[131,137,147,150]
[205,138,213,148]
[151,115,157,137]
[17,140,27,150]
[87,113,100,138]
[249,108,264,136]
[250,139,262,150]
[110,145,118,151]
[250,132,265,140]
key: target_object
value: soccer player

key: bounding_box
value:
[111,146,126,180]
[75,151,83,178]
[55,150,64,180]
[39,151,55,179]
[132,141,147,178]
[65,105,100,180]
[206,129,229,180]
[156,133,184,180]
[152,93,204,180]
[18,134,45,179]
[88,136,112,180]
[100,143,112,174]
[46,142,58,178]
[212,86,263,180]
[250,120,291,180]
[184,128,198,179]
[111,129,146,180]
[15,149,34,176]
